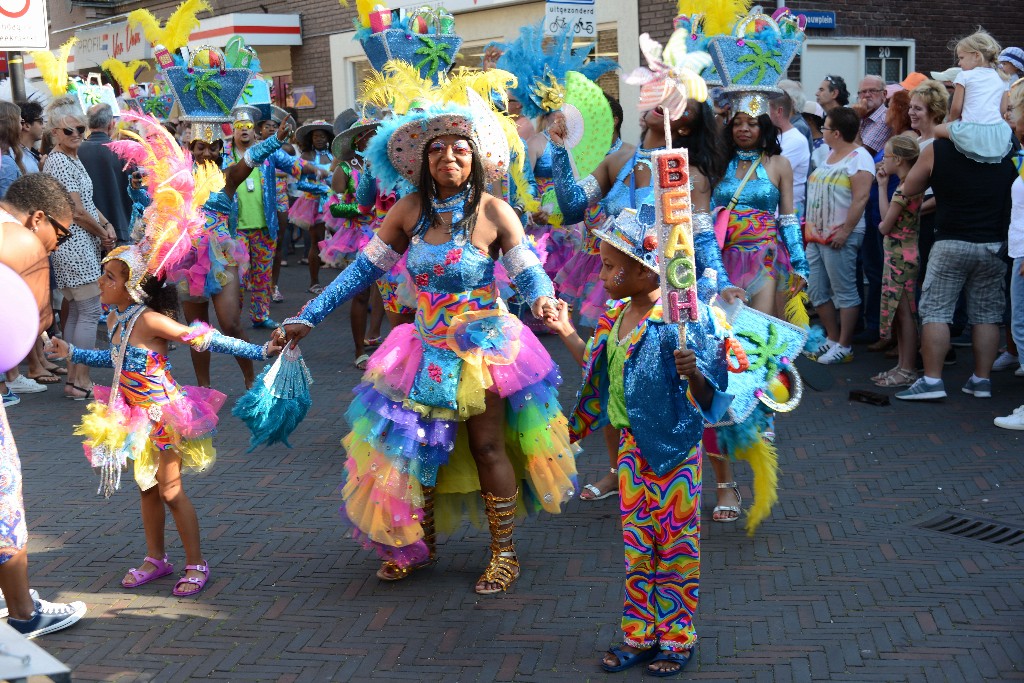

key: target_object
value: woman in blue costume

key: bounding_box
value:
[133,120,297,389]
[497,21,616,280]
[549,98,742,502]
[281,92,578,595]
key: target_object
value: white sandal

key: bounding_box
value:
[713,482,742,523]
[580,468,618,501]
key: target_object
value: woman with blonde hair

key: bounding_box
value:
[42,96,117,401]
[908,80,950,294]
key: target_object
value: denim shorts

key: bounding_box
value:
[806,232,864,309]
[918,240,1006,325]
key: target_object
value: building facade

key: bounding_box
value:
[35,0,1024,137]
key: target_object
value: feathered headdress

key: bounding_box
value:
[104,111,225,302]
[102,58,148,94]
[128,0,212,55]
[29,38,77,97]
[496,22,617,119]
[361,61,525,195]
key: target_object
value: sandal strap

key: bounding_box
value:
[716,482,738,489]
[478,490,521,592]
[183,563,209,574]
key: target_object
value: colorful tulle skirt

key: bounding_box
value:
[722,208,792,295]
[340,288,579,567]
[320,217,373,266]
[288,195,326,230]
[167,210,249,300]
[555,208,608,327]
[75,364,224,491]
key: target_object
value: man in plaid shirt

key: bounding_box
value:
[856,75,893,156]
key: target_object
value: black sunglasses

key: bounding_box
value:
[60,125,86,136]
[45,213,73,246]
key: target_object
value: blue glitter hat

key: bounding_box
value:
[593,204,659,273]
[496,21,617,120]
[705,8,806,119]
[358,10,462,86]
[164,46,255,124]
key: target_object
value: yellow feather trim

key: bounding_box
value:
[784,289,810,329]
[129,0,211,54]
[732,437,779,536]
[30,38,77,97]
[676,0,751,35]
[102,58,148,92]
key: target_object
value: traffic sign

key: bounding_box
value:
[0,0,50,50]
[544,0,596,39]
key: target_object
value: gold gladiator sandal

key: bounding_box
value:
[475,490,520,595]
[377,486,437,581]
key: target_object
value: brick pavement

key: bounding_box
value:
[6,260,1023,682]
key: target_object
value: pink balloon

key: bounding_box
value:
[0,264,39,373]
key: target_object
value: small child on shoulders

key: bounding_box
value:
[934,29,1013,163]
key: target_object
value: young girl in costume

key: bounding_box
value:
[545,207,731,676]
[47,247,281,596]
[934,30,1013,163]
[871,135,923,388]
[289,121,336,293]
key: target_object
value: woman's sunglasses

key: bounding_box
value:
[45,213,73,246]
[60,125,86,137]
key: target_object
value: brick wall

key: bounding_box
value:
[637,0,1024,78]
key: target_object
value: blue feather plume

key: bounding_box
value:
[232,345,313,451]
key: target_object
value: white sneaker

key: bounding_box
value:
[994,405,1024,430]
[816,344,853,365]
[992,351,1020,372]
[806,339,837,360]
[1016,366,1024,377]
[6,375,46,394]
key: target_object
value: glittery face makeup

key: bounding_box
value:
[612,267,626,287]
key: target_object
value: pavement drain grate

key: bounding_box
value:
[915,511,1024,547]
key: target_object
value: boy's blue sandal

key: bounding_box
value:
[648,648,693,677]
[600,645,658,672]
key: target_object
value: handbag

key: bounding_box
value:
[714,155,762,248]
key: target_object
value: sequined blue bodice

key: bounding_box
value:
[534,141,554,179]
[406,233,495,294]
[603,152,655,217]
[712,155,780,213]
[111,343,171,374]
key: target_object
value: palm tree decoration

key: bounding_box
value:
[733,42,783,85]
[414,36,454,78]
[184,70,230,116]
[736,324,787,374]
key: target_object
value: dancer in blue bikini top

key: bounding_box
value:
[281,82,579,596]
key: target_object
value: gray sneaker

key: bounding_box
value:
[895,377,947,401]
[962,377,992,398]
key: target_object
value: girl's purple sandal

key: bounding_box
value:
[121,556,175,588]
[172,563,210,597]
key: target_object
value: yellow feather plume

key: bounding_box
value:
[676,0,751,35]
[338,0,375,28]
[784,289,811,330]
[30,38,77,97]
[129,0,212,54]
[733,437,779,536]
[102,58,148,92]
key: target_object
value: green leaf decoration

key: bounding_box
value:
[737,323,788,375]
[414,36,453,78]
[734,43,783,85]
[184,70,230,115]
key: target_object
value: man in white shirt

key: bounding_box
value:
[769,91,810,215]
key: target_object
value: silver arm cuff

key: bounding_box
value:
[778,213,799,228]
[580,175,602,205]
[499,242,541,280]
[282,317,314,328]
[693,212,714,234]
[364,234,402,272]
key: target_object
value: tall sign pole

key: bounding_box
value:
[8,53,26,101]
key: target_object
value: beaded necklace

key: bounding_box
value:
[736,149,761,162]
[431,187,472,230]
